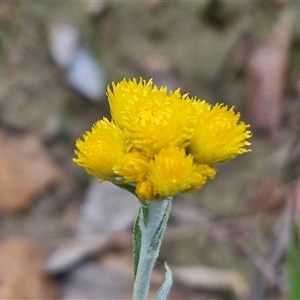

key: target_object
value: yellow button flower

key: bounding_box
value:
[114,149,150,183]
[73,118,126,180]
[107,78,154,129]
[189,102,251,164]
[108,78,195,155]
[188,163,217,193]
[74,78,252,201]
[144,147,214,200]
[136,180,155,201]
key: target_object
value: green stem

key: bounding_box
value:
[132,198,172,300]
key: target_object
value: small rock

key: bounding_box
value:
[46,236,112,275]
[0,128,62,213]
[0,236,59,299]
[67,45,106,102]
[77,179,139,236]
[60,262,132,299]
[48,22,106,102]
[48,23,80,68]
[173,265,248,299]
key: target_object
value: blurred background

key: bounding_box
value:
[0,0,300,299]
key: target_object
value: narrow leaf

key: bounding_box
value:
[148,200,172,254]
[153,263,172,300]
[133,208,142,280]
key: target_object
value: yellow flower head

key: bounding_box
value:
[188,163,217,193]
[189,102,252,164]
[137,147,216,200]
[136,180,155,201]
[147,147,194,199]
[108,78,195,155]
[107,78,153,129]
[73,118,126,180]
[114,149,150,183]
[74,77,252,201]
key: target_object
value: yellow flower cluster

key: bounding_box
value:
[74,78,251,200]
